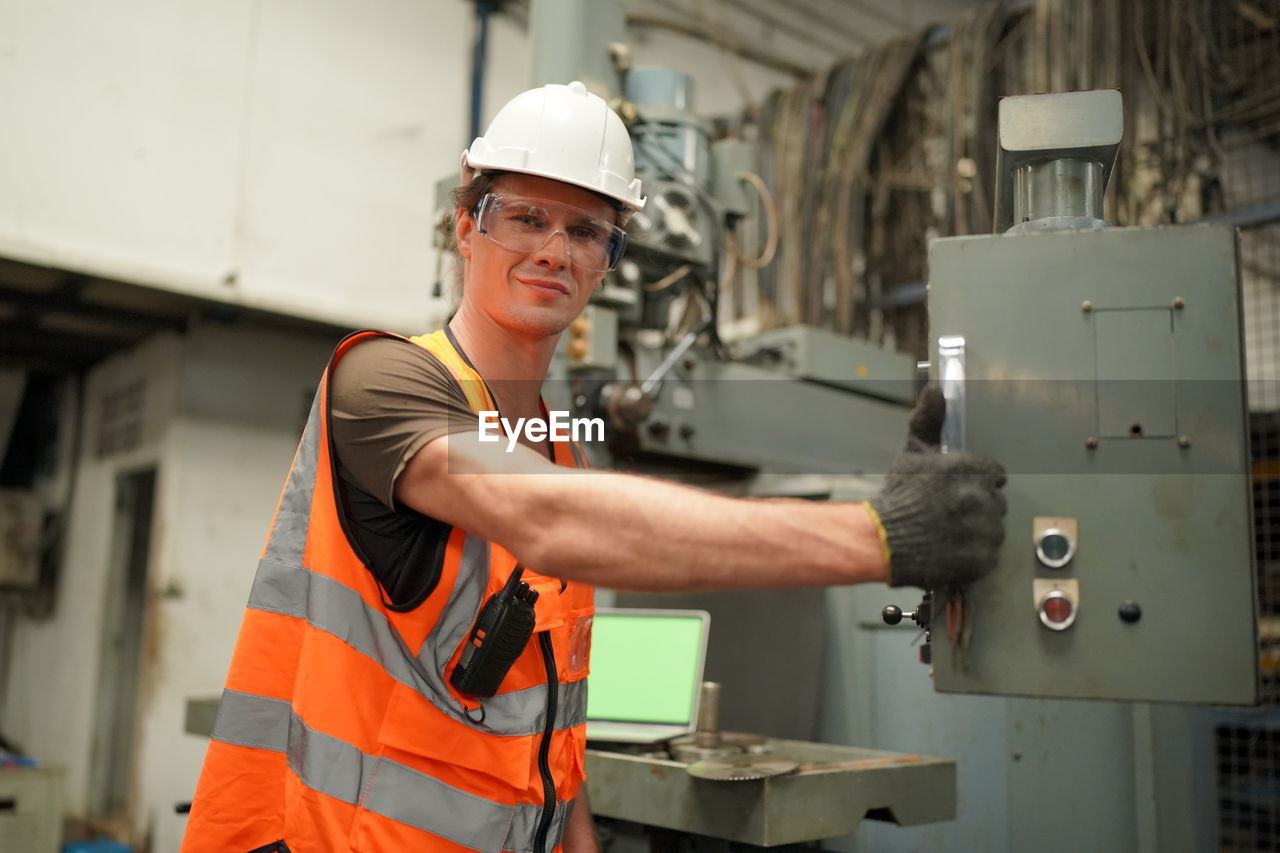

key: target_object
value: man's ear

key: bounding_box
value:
[455,208,475,260]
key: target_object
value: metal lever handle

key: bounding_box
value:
[601,320,710,430]
[937,335,966,453]
[883,594,934,665]
[640,319,710,398]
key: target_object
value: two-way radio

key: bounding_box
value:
[450,566,539,697]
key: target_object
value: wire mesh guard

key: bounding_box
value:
[1213,1,1280,848]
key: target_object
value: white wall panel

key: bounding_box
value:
[232,0,474,331]
[0,0,249,299]
[0,0,502,332]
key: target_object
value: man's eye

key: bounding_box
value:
[509,213,546,228]
[569,225,603,242]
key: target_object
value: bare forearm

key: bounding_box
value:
[562,789,597,853]
[398,435,888,591]
[519,470,883,589]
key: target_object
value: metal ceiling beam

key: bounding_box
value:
[0,323,119,362]
[0,351,90,375]
[716,0,853,57]
[627,13,815,76]
[0,283,185,334]
[838,0,912,32]
[645,0,831,70]
[764,0,877,45]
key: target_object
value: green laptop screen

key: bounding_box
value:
[586,612,705,725]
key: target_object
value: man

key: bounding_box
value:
[183,81,1006,853]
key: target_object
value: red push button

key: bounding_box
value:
[1038,591,1077,631]
[1043,596,1072,623]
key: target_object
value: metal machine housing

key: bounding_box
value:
[927,223,1258,704]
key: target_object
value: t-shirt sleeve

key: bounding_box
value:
[330,336,479,509]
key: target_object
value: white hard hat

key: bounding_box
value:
[463,81,645,211]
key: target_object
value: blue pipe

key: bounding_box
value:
[469,0,493,144]
[1196,198,1280,229]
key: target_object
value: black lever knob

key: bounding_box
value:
[883,593,932,629]
[884,594,933,667]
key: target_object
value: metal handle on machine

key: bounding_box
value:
[882,593,933,665]
[640,320,709,398]
[882,595,931,629]
[936,336,966,453]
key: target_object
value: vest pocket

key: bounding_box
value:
[561,607,593,682]
[376,681,538,793]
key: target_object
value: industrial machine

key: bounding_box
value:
[431,4,1258,850]
[174,3,1260,851]
[889,89,1258,706]
[523,0,914,485]
[504,1,967,849]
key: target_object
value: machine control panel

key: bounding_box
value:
[923,91,1256,705]
[927,223,1258,704]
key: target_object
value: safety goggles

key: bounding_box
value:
[473,194,628,272]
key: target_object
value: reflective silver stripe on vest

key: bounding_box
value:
[505,798,573,853]
[262,391,322,566]
[211,689,573,853]
[422,533,492,692]
[247,556,587,736]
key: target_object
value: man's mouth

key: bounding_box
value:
[515,277,570,295]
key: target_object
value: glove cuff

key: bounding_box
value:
[860,501,893,569]
[868,493,938,588]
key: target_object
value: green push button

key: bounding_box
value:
[1036,529,1075,568]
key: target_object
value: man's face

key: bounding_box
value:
[456,173,617,340]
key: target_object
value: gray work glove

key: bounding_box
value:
[868,386,1008,589]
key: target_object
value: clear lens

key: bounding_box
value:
[475,194,626,271]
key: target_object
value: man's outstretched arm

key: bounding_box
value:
[395,431,888,591]
[395,386,1006,592]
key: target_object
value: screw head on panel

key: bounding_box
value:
[1085,437,1099,449]
[1081,300,1094,313]
[1178,435,1192,448]
[1172,297,1185,310]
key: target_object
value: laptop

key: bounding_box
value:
[585,608,711,744]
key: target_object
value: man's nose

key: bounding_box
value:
[533,230,571,268]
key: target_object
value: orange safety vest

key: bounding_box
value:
[183,329,595,853]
